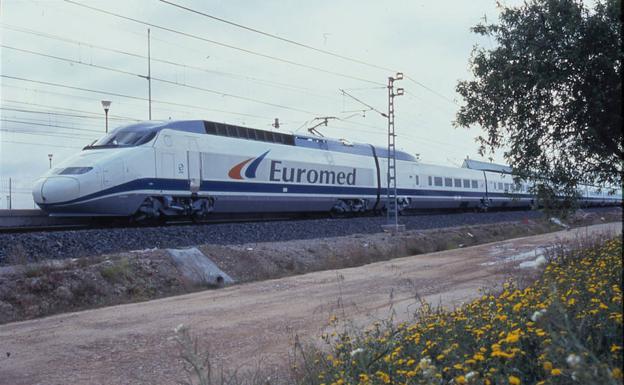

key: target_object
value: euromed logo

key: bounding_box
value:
[228,151,357,185]
[228,150,270,180]
[269,160,357,185]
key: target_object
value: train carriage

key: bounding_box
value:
[31,120,622,218]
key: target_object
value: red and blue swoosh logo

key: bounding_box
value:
[228,150,270,180]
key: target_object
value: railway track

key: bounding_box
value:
[0,209,311,233]
[0,207,536,233]
[0,205,617,233]
[1,207,619,265]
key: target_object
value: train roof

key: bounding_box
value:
[116,120,416,161]
[462,159,512,174]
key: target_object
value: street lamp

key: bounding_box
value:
[48,154,53,169]
[101,100,112,133]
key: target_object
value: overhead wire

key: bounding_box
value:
[0,23,341,101]
[0,139,84,149]
[1,75,277,121]
[0,118,104,134]
[160,0,396,73]
[1,98,140,121]
[157,0,459,106]
[2,45,320,115]
[63,0,385,86]
[0,106,134,123]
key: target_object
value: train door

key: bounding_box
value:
[159,153,175,178]
[188,151,201,193]
[102,161,123,187]
[187,138,200,193]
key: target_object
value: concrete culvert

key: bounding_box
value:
[167,247,234,287]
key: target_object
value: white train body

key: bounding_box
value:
[32,120,622,217]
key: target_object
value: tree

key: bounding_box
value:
[455,0,622,204]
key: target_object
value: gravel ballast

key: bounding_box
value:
[0,207,619,264]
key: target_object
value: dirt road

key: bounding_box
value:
[0,222,620,385]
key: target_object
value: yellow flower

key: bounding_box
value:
[509,375,521,385]
[551,368,562,376]
[455,375,467,384]
[612,368,623,379]
[543,361,553,371]
[375,371,390,384]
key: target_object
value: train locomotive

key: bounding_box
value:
[32,120,622,218]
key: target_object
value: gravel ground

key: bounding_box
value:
[0,207,617,264]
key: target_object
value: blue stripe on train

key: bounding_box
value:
[43,177,616,208]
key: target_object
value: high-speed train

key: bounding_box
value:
[32,120,622,218]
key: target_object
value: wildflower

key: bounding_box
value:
[350,348,364,357]
[173,323,185,333]
[455,375,467,384]
[551,368,562,376]
[418,357,432,369]
[466,371,478,380]
[566,353,581,367]
[612,368,623,379]
[509,375,521,385]
[530,310,544,322]
[375,371,390,384]
[610,344,622,353]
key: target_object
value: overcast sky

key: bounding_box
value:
[0,0,519,208]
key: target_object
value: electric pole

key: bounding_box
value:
[148,28,152,120]
[139,28,152,120]
[383,72,404,232]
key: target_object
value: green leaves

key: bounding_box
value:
[455,0,622,197]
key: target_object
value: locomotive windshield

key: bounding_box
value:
[85,122,159,149]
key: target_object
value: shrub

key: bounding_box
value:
[99,258,132,284]
[303,237,623,385]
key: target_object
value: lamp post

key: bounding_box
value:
[101,100,111,133]
[48,154,53,169]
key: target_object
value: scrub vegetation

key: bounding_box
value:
[296,237,623,385]
[175,235,623,385]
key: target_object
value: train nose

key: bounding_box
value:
[33,177,80,204]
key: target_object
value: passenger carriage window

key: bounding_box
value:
[236,126,248,139]
[471,180,478,189]
[428,176,432,186]
[415,175,419,185]
[216,123,227,136]
[463,179,470,188]
[204,122,217,135]
[454,178,462,188]
[504,183,510,191]
[498,182,503,190]
[434,177,443,187]
[444,178,452,187]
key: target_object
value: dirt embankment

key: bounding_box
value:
[0,222,621,385]
[0,208,619,324]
